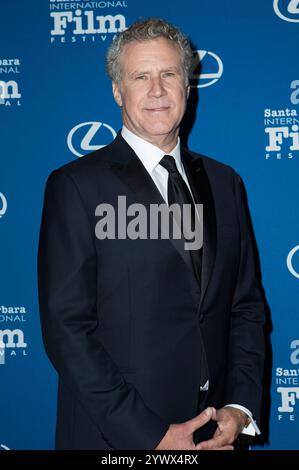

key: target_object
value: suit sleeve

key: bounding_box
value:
[37,169,169,449]
[225,171,265,423]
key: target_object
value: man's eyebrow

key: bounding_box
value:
[161,66,182,73]
[128,66,182,78]
[128,70,149,78]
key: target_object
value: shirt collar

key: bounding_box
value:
[121,126,183,174]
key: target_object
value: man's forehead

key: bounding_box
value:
[120,38,182,68]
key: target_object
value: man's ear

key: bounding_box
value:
[112,81,123,107]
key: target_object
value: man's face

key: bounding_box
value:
[112,37,189,149]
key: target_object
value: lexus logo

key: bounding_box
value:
[190,50,223,88]
[273,0,299,22]
[67,121,117,157]
[287,245,299,279]
[0,192,7,218]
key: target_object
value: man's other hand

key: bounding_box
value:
[196,406,248,450]
[155,407,234,450]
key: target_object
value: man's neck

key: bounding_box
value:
[122,125,179,154]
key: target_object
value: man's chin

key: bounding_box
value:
[141,124,177,137]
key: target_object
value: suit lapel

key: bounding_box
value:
[108,134,194,274]
[182,148,217,305]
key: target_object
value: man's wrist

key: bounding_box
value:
[242,413,251,428]
[225,406,250,428]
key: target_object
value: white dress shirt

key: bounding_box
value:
[121,125,260,436]
[121,126,192,205]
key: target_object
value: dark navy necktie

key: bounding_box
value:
[159,154,202,283]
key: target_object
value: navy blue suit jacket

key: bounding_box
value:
[38,134,265,449]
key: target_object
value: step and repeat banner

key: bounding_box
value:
[1,0,299,450]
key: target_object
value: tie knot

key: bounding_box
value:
[159,155,179,174]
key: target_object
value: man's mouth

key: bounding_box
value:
[145,106,170,112]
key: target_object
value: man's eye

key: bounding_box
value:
[136,75,146,80]
[163,72,175,77]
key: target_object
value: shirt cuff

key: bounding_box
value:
[224,404,261,436]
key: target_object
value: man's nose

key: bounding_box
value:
[148,77,167,97]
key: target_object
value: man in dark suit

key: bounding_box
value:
[38,18,265,450]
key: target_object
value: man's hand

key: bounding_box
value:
[196,406,248,450]
[155,407,234,450]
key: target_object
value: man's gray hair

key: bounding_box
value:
[106,18,193,86]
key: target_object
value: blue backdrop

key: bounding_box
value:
[1,0,299,450]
